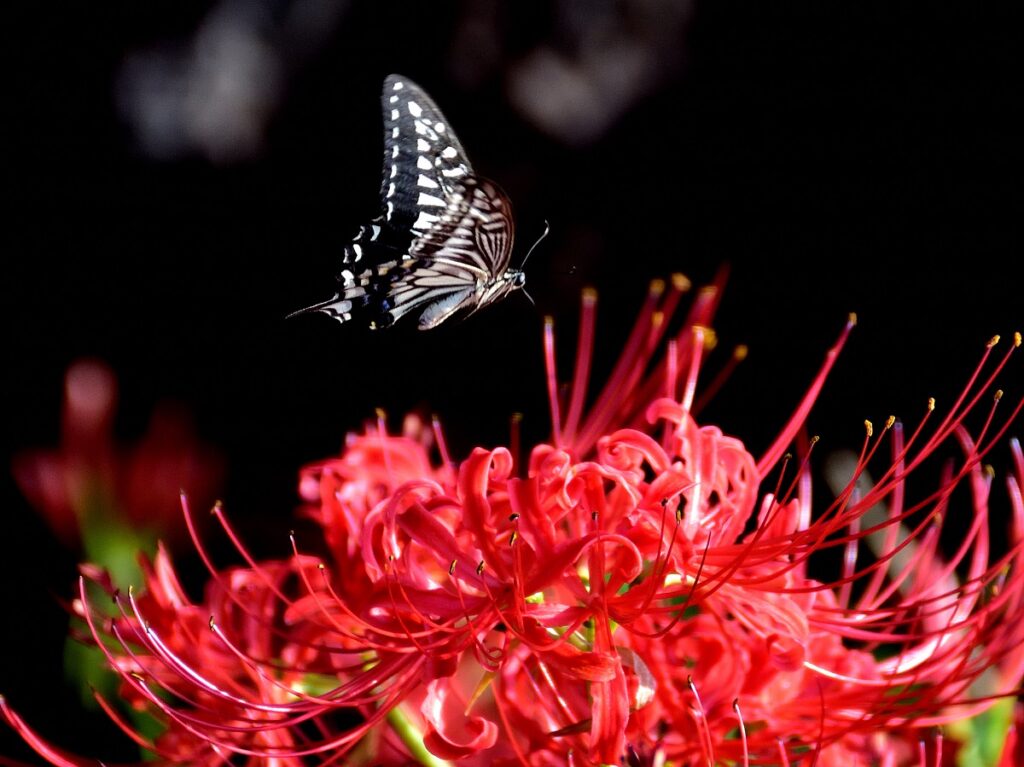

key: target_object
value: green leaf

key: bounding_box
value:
[950,697,1014,767]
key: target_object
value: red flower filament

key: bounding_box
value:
[4,276,1023,766]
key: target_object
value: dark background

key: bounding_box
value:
[3,2,1021,761]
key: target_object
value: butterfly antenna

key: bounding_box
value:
[522,286,537,307]
[520,220,550,269]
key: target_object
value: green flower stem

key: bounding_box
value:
[387,704,452,767]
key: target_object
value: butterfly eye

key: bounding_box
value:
[512,272,526,288]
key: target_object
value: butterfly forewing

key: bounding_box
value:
[378,75,472,234]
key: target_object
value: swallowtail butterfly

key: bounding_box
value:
[292,75,526,330]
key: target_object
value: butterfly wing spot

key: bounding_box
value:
[417,193,446,208]
[415,121,440,141]
[407,100,423,117]
[412,211,440,231]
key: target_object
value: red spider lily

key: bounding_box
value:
[3,278,1023,766]
[12,359,222,548]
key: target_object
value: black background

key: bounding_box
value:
[3,2,1021,761]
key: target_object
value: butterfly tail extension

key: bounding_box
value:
[286,291,365,325]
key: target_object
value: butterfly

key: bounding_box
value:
[292,74,530,330]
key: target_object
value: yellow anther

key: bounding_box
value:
[671,273,692,292]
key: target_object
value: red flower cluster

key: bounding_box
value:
[4,277,1024,766]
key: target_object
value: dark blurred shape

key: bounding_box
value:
[116,0,350,163]
[504,0,695,145]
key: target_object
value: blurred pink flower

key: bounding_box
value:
[3,280,1023,766]
[13,359,222,546]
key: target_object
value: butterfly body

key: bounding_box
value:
[294,75,524,330]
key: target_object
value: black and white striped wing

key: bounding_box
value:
[409,177,515,279]
[293,75,520,330]
[389,178,515,329]
[342,74,473,266]
[294,178,514,330]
